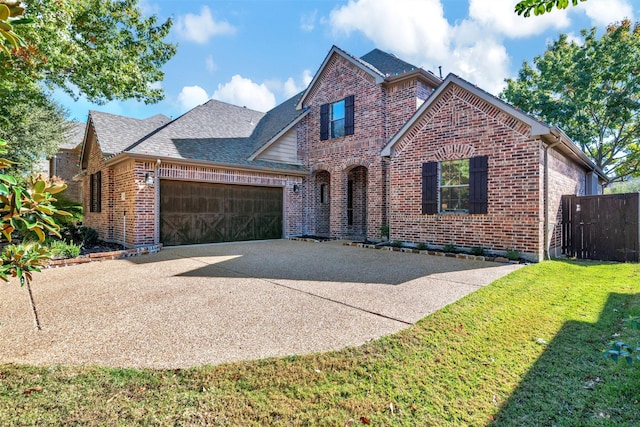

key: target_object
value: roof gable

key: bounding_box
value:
[296,45,386,110]
[382,73,550,157]
[87,111,171,155]
[381,73,606,180]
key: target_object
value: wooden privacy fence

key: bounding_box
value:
[562,193,639,262]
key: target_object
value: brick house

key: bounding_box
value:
[49,121,85,202]
[78,45,606,261]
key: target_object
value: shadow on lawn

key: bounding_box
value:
[492,291,640,426]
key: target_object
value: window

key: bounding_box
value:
[422,156,488,215]
[440,159,469,213]
[320,183,328,204]
[90,171,102,213]
[331,100,345,138]
[320,95,354,140]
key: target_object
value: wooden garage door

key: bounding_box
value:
[160,180,283,246]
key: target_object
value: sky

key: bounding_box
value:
[56,0,638,123]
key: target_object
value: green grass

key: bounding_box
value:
[1,261,639,425]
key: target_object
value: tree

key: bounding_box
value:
[3,0,176,104]
[515,0,587,17]
[0,0,176,174]
[1,2,70,329]
[0,89,70,174]
[501,20,640,181]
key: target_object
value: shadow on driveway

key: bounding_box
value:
[0,240,521,369]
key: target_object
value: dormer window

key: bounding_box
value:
[320,95,354,140]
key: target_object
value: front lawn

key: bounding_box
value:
[1,261,639,425]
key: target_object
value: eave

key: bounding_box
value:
[104,152,310,177]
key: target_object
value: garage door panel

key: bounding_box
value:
[160,181,283,246]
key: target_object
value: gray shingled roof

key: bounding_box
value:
[89,111,171,155]
[249,92,305,154]
[360,48,419,77]
[124,96,307,172]
[59,121,86,150]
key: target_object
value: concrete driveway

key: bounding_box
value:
[0,240,522,369]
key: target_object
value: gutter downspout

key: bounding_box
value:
[544,134,562,261]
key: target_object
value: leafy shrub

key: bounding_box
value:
[380,224,390,238]
[604,316,640,366]
[470,246,484,256]
[51,192,83,227]
[506,249,521,261]
[79,226,99,245]
[416,242,428,251]
[443,243,457,253]
[390,240,403,248]
[48,240,81,258]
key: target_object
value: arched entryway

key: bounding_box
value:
[346,166,367,238]
[313,170,331,236]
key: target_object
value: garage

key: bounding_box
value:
[160,180,283,246]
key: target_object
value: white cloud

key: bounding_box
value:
[581,0,634,27]
[175,6,236,44]
[177,85,210,111]
[328,0,574,95]
[468,0,571,38]
[212,75,276,112]
[205,55,217,73]
[282,69,314,98]
[565,32,584,46]
[300,9,317,32]
[330,0,451,61]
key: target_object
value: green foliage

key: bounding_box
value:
[78,226,98,245]
[416,242,428,251]
[390,240,403,248]
[443,243,457,253]
[48,239,80,258]
[50,192,82,227]
[501,20,640,181]
[506,249,521,260]
[0,90,70,175]
[515,0,587,17]
[605,316,640,365]
[5,0,176,105]
[379,224,389,238]
[606,176,640,194]
[470,246,484,256]
[0,138,69,329]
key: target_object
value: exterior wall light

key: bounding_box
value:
[145,172,154,187]
[293,184,300,193]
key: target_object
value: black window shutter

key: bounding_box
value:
[96,171,102,213]
[344,95,354,136]
[469,156,488,214]
[90,173,95,212]
[422,162,438,214]
[320,103,329,140]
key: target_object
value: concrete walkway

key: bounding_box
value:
[0,240,522,369]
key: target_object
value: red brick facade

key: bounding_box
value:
[298,52,437,240]
[387,82,594,261]
[80,47,602,259]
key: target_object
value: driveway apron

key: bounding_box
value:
[0,240,521,369]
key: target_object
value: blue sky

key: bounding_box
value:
[57,0,638,122]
